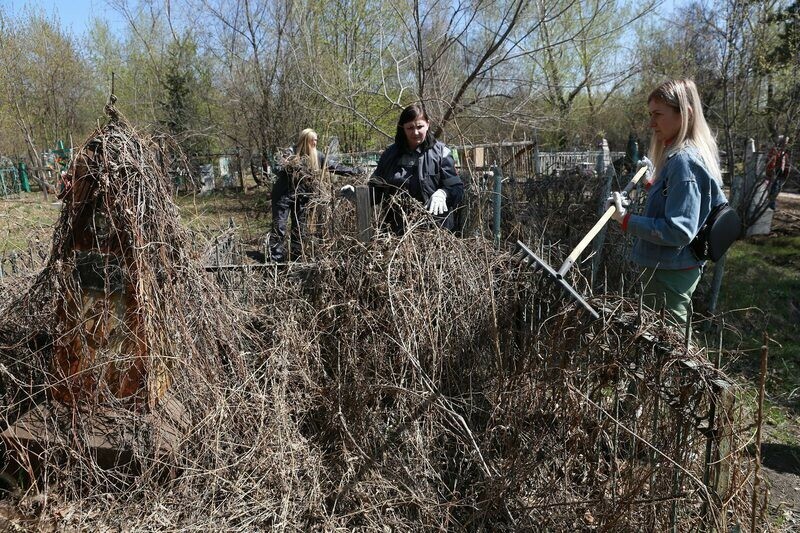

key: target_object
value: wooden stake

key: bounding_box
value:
[355,185,373,243]
[751,332,768,533]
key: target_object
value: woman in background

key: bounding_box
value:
[268,128,358,261]
[368,104,463,233]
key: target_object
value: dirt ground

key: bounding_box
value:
[763,442,800,530]
[772,191,800,238]
[759,191,800,530]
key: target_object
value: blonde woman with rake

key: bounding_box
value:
[607,78,728,326]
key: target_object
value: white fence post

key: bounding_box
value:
[591,140,616,287]
[744,139,773,236]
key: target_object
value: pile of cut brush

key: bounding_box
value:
[0,111,757,530]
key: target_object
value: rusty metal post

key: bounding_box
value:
[714,387,735,519]
[670,422,683,532]
[215,237,221,282]
[492,166,502,248]
[684,304,693,351]
[237,149,245,190]
[701,320,725,530]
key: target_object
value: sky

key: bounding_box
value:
[1,0,125,35]
[4,0,689,38]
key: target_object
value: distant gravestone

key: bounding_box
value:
[219,157,234,188]
[746,182,774,236]
[200,164,215,193]
[747,208,774,236]
[744,139,773,236]
[590,139,616,285]
[474,147,485,168]
[595,138,610,177]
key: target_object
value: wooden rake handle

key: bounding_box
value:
[556,165,649,278]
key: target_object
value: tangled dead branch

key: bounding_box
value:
[0,116,758,530]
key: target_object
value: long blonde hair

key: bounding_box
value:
[647,79,722,185]
[294,128,319,172]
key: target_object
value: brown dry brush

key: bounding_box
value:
[489,168,641,293]
[211,227,755,531]
[0,110,277,524]
[0,116,757,530]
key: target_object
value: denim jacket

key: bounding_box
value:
[626,145,728,270]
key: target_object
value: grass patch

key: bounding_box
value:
[173,189,272,243]
[763,401,799,446]
[0,189,274,256]
[0,193,60,252]
[699,234,800,443]
[701,230,799,528]
[718,236,800,331]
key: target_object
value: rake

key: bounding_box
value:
[517,165,649,320]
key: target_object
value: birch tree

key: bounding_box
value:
[0,10,100,193]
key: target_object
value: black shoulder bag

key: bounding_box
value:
[690,202,741,261]
[662,172,742,262]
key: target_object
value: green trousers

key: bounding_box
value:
[641,267,702,326]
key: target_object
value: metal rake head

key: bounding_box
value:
[515,241,599,320]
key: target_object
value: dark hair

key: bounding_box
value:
[394,103,434,149]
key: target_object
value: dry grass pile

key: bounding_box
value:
[0,108,258,525]
[0,116,758,530]
[236,229,754,531]
[491,168,639,293]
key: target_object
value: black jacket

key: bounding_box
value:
[274,152,358,197]
[372,136,463,208]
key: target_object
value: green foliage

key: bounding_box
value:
[0,10,103,158]
[767,1,800,67]
[714,236,800,406]
[161,40,195,136]
[159,35,218,155]
[1,0,798,159]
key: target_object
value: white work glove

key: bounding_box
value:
[637,156,654,183]
[339,184,355,201]
[427,189,448,216]
[605,191,630,222]
[604,191,626,211]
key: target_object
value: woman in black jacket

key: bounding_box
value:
[370,104,463,233]
[268,128,357,261]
